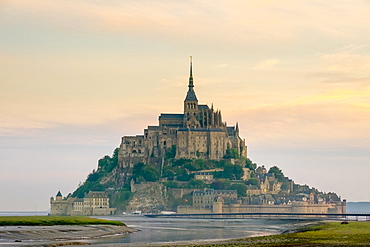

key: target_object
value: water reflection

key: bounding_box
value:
[92,216,305,246]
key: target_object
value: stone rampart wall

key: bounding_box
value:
[178,201,346,215]
[177,206,212,214]
[168,188,194,199]
[131,182,160,193]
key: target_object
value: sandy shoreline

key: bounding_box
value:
[0,221,315,246]
[0,224,136,246]
[0,224,279,247]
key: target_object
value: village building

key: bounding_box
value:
[194,172,214,182]
[50,191,116,216]
[193,189,238,209]
[178,188,346,215]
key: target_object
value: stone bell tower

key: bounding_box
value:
[184,56,200,128]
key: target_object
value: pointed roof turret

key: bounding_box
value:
[56,191,62,197]
[184,56,198,102]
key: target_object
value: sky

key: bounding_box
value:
[1,0,370,211]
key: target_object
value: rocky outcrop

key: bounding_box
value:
[126,182,168,213]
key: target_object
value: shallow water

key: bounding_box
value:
[91,216,308,246]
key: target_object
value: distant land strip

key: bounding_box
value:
[0,216,125,226]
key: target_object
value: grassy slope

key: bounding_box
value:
[0,216,125,226]
[185,222,370,247]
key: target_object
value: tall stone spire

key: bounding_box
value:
[189,56,194,88]
[184,56,198,102]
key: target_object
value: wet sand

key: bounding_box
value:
[0,224,136,246]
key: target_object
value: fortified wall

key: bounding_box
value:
[178,200,346,215]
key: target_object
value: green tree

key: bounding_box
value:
[91,183,104,191]
[245,158,257,170]
[229,183,247,197]
[222,164,244,180]
[163,169,175,178]
[132,163,145,179]
[245,177,258,186]
[210,180,224,190]
[177,170,191,181]
[268,166,284,181]
[132,163,160,182]
[187,179,207,189]
[223,147,240,159]
[165,145,177,159]
[97,148,119,174]
[163,181,178,188]
[173,158,192,167]
[71,147,120,198]
[184,163,199,171]
[141,165,160,182]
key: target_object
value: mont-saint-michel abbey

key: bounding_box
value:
[50,58,346,217]
[118,57,247,167]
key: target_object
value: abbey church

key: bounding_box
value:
[118,58,247,168]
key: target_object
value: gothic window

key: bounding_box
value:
[164,141,167,146]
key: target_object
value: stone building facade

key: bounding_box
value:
[178,190,346,215]
[50,191,116,216]
[118,57,247,169]
[194,172,214,182]
[193,189,238,209]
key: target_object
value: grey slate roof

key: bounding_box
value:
[198,105,209,110]
[159,114,184,119]
[161,124,183,127]
[85,191,106,198]
[184,88,198,101]
[227,127,235,135]
[178,127,224,132]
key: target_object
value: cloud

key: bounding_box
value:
[237,104,370,151]
[307,45,370,84]
[217,64,228,68]
[252,59,281,70]
[6,0,370,46]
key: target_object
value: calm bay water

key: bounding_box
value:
[91,216,309,246]
[346,202,370,213]
[0,202,369,246]
[0,211,48,216]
